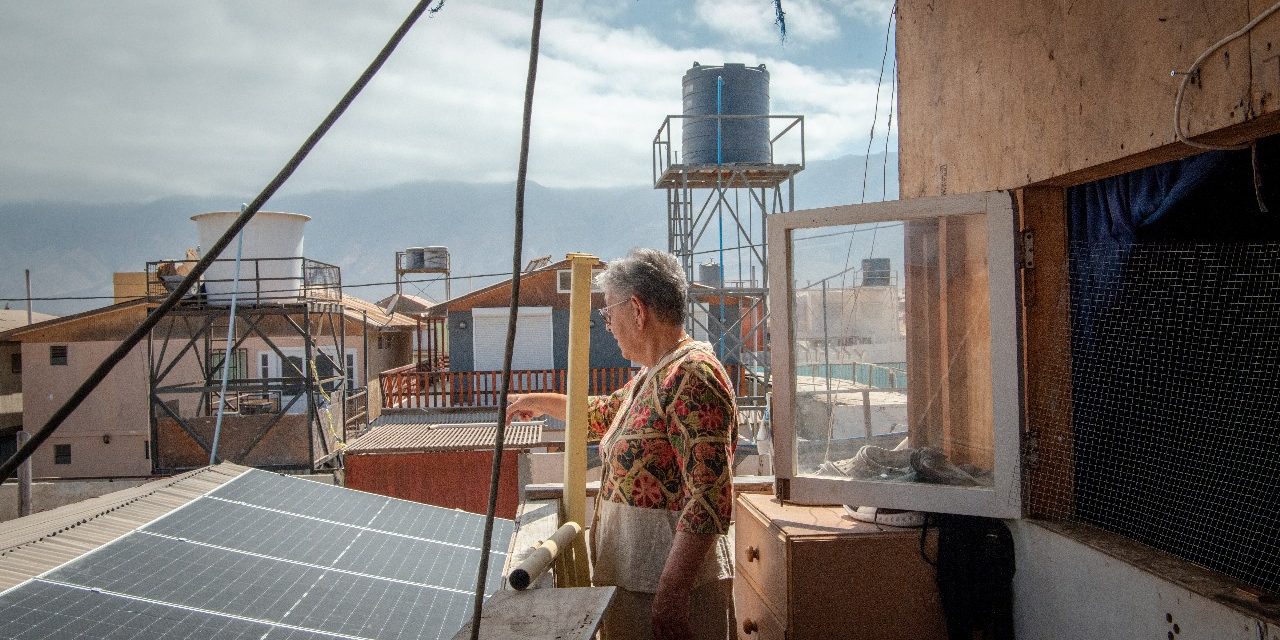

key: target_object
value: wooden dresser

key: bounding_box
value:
[733,492,948,640]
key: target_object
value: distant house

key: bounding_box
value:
[439,257,626,373]
[0,309,57,461]
[0,294,414,479]
[376,257,759,410]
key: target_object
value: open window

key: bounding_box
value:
[767,191,1021,518]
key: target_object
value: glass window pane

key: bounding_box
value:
[789,213,995,489]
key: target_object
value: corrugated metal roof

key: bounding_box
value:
[376,409,564,429]
[0,310,57,334]
[0,463,248,591]
[345,422,543,454]
[340,293,417,328]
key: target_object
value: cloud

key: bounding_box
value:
[829,0,897,25]
[0,1,893,203]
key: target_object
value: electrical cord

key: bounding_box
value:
[468,1,543,638]
[0,0,443,487]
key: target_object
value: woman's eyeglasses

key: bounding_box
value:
[597,299,629,327]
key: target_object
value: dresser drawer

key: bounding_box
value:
[734,497,790,620]
[733,574,786,640]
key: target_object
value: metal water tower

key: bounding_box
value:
[396,246,451,301]
[653,62,804,397]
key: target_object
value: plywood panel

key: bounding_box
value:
[1250,4,1280,118]
[898,0,1272,196]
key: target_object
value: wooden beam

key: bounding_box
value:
[560,253,596,588]
[1017,187,1073,519]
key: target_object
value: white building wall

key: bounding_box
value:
[1011,521,1279,639]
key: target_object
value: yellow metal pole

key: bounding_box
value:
[560,252,596,587]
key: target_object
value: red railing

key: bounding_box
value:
[379,364,750,409]
[378,366,634,409]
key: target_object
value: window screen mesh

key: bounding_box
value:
[1027,241,1280,595]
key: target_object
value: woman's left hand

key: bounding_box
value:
[650,582,693,640]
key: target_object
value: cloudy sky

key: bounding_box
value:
[0,0,897,204]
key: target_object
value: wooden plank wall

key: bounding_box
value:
[898,0,1280,198]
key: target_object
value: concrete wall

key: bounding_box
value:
[1010,521,1279,639]
[0,476,151,522]
[22,340,151,478]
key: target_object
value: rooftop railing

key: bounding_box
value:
[145,257,342,306]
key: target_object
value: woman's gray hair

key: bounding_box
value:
[596,248,687,325]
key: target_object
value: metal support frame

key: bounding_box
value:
[146,295,348,473]
[653,115,804,400]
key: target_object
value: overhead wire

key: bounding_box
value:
[0,0,444,486]
[883,53,897,202]
[840,2,896,292]
[469,1,543,638]
[0,271,513,304]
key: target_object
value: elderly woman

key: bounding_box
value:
[507,248,736,640]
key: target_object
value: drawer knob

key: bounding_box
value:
[747,546,760,562]
[743,619,759,635]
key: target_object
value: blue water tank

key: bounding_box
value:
[681,63,770,165]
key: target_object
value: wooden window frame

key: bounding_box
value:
[766,191,1022,518]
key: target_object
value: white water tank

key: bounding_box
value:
[403,246,448,272]
[421,246,449,271]
[192,211,310,304]
[405,247,427,270]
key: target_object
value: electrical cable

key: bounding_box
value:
[858,3,896,206]
[1172,0,1280,151]
[0,0,443,487]
[841,2,896,295]
[468,1,542,638]
[883,53,897,201]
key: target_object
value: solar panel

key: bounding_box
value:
[0,468,515,640]
[208,469,390,527]
[143,499,363,566]
[0,581,339,640]
[205,468,514,547]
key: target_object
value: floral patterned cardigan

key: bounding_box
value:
[587,341,737,536]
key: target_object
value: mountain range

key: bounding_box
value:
[0,153,897,316]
